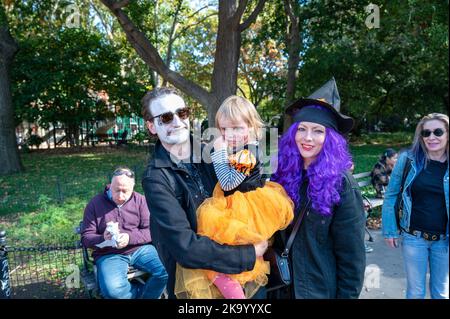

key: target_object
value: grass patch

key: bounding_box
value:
[1,146,150,245]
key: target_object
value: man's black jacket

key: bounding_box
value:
[142,139,256,298]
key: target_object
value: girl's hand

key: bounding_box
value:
[214,136,228,150]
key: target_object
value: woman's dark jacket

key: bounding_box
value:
[274,171,366,299]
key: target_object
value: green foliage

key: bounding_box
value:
[7,1,148,134]
[4,0,446,144]
[239,1,287,109]
[12,29,132,126]
[296,0,448,132]
[131,130,150,144]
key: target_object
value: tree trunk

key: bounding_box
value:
[282,0,302,133]
[209,1,241,126]
[0,8,22,174]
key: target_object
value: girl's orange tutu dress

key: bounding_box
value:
[175,143,294,299]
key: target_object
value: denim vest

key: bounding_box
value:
[382,151,449,238]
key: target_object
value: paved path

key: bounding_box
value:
[359,229,431,299]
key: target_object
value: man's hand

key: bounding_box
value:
[253,240,268,257]
[213,136,227,150]
[103,230,112,241]
[116,232,130,249]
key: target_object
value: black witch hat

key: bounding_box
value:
[285,77,354,134]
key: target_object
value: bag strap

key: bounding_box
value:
[282,198,311,257]
[396,158,412,228]
[400,158,412,191]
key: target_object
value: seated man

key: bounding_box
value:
[81,166,168,299]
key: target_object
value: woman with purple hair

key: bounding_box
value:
[271,78,366,299]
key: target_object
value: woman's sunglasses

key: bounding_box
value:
[420,128,446,138]
[150,107,191,125]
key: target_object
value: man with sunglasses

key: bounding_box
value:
[141,87,268,299]
[81,166,168,299]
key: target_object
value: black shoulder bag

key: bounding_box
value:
[264,198,311,292]
[394,158,412,230]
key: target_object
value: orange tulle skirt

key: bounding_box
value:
[175,181,294,299]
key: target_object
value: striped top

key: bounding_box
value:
[211,144,261,193]
[211,148,247,191]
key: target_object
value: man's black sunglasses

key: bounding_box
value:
[420,128,446,138]
[150,107,191,125]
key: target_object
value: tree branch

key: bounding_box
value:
[283,0,297,24]
[111,0,130,10]
[240,0,266,31]
[237,85,247,99]
[173,13,217,42]
[187,5,210,20]
[234,0,248,22]
[90,0,114,40]
[99,0,211,106]
[165,0,183,65]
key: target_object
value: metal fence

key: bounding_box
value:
[1,233,87,299]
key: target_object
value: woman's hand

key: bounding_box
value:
[384,237,399,248]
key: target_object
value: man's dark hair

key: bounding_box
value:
[141,87,181,121]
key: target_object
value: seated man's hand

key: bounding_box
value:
[103,230,112,241]
[116,233,130,249]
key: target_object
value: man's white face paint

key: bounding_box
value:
[148,94,190,145]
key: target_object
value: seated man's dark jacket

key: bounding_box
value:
[142,140,256,299]
[81,186,152,263]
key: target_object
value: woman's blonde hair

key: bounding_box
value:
[215,95,265,140]
[411,112,449,163]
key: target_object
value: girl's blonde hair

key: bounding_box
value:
[215,95,265,140]
[411,112,449,164]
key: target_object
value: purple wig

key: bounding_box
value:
[271,107,353,216]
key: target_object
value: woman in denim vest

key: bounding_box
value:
[382,113,449,299]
